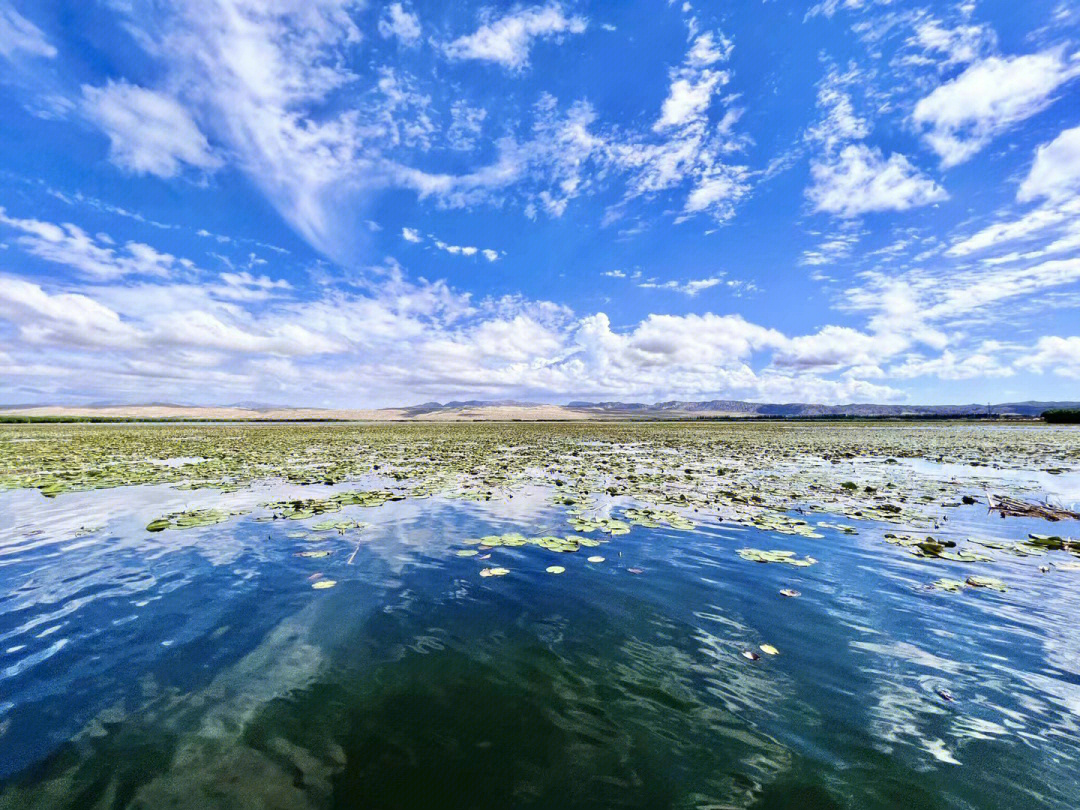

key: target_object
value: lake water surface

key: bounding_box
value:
[2,424,1080,809]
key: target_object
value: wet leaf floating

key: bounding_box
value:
[742,650,760,661]
[966,576,1008,592]
[587,556,605,563]
[456,549,479,557]
[627,568,644,574]
[931,578,966,592]
[311,518,367,532]
[311,579,337,589]
[145,508,245,532]
[546,565,566,574]
[779,588,801,598]
[760,644,779,656]
[738,549,817,566]
[296,550,332,558]
[479,567,509,578]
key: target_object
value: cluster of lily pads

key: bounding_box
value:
[931,576,1008,593]
[5,422,1080,593]
[737,549,818,567]
[462,531,604,553]
[261,489,403,520]
[146,508,245,532]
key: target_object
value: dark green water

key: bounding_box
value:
[2,478,1079,809]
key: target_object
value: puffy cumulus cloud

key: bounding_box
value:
[0,208,189,279]
[654,69,724,131]
[804,67,945,218]
[81,82,221,178]
[0,277,137,348]
[807,144,947,217]
[584,312,785,370]
[889,349,1015,380]
[913,51,1080,168]
[773,326,910,371]
[378,3,420,45]
[442,4,587,70]
[0,277,339,356]
[0,2,55,59]
[1018,125,1080,203]
[1022,336,1080,378]
[0,262,911,406]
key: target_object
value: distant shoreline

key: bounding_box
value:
[0,414,1055,424]
[2,400,1077,424]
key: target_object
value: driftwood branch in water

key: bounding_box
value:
[986,492,1080,521]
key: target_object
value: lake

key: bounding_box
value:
[2,422,1079,809]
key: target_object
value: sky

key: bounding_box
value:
[1,0,1079,408]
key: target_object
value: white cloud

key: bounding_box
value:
[378,2,420,45]
[0,208,188,279]
[0,260,910,405]
[115,0,366,259]
[913,51,1080,167]
[774,326,909,370]
[808,144,947,217]
[890,349,1014,380]
[443,4,587,70]
[400,226,500,260]
[654,70,723,130]
[686,31,731,67]
[81,81,221,178]
[804,68,870,151]
[1023,336,1080,378]
[0,277,136,348]
[638,277,724,296]
[1018,124,1080,203]
[446,101,487,151]
[0,3,55,59]
[906,17,995,68]
[947,198,1079,256]
[800,229,861,266]
[846,256,1080,342]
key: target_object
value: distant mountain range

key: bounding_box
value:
[3,400,1078,421]
[562,400,1080,418]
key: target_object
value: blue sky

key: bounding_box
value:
[1,0,1079,407]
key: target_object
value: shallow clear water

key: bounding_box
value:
[2,472,1080,809]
